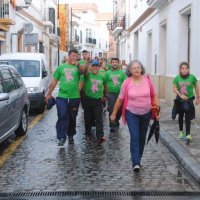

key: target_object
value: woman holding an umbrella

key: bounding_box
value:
[110,60,160,173]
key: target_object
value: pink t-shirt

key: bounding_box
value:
[119,76,155,115]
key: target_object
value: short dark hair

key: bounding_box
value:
[68,48,79,55]
[179,61,189,69]
[111,58,119,63]
[82,50,88,54]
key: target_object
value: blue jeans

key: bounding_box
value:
[125,110,151,166]
[56,97,80,141]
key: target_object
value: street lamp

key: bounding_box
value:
[106,21,113,31]
[15,0,32,11]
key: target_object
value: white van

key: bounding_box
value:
[0,53,50,113]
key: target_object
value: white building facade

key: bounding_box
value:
[0,0,60,72]
[116,0,200,122]
[69,3,111,59]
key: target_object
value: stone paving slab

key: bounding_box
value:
[0,102,200,192]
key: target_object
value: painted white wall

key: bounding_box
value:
[120,0,200,78]
[6,0,58,70]
[70,6,110,58]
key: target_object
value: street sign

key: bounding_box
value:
[24,33,38,45]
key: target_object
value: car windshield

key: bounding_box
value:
[1,60,40,77]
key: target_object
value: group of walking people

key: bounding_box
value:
[45,48,199,173]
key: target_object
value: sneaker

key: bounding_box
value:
[178,131,185,140]
[184,135,192,145]
[132,165,140,173]
[68,136,74,144]
[58,139,66,146]
[98,137,106,144]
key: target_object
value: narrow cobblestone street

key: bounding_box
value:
[0,103,200,193]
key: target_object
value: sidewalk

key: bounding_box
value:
[159,99,200,183]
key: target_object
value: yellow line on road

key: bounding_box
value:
[0,114,44,168]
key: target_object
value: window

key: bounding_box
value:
[1,60,40,77]
[9,68,24,89]
[41,60,48,77]
[0,80,3,93]
[188,14,191,63]
[39,41,44,53]
[179,6,191,64]
[1,69,15,93]
[80,31,82,43]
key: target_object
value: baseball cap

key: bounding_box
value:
[91,60,100,66]
[46,97,56,110]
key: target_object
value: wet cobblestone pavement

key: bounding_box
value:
[0,101,200,192]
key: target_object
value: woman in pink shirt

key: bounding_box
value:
[110,60,160,173]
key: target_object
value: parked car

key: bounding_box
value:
[0,65,30,143]
[0,53,50,113]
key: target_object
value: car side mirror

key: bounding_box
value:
[0,93,9,101]
[42,70,48,78]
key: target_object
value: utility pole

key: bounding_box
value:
[70,7,72,49]
[57,0,60,65]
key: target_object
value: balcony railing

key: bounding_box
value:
[85,37,96,46]
[112,12,125,37]
[0,0,15,31]
[147,0,168,9]
[92,39,96,45]
[0,0,9,18]
[113,12,124,30]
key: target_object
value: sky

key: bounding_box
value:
[60,0,113,13]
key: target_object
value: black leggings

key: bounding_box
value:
[178,110,190,135]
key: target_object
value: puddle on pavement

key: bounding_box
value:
[167,165,189,185]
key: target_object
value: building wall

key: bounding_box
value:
[119,0,200,123]
[68,3,112,59]
[1,0,60,72]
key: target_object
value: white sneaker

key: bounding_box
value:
[133,165,140,173]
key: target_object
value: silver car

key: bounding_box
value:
[0,65,30,143]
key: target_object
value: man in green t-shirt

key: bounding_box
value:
[45,49,88,146]
[105,58,127,132]
[79,60,107,144]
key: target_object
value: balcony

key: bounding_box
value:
[147,0,168,9]
[72,34,79,45]
[93,39,96,45]
[0,0,15,28]
[85,37,96,46]
[112,13,124,38]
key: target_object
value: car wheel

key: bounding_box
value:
[15,108,28,136]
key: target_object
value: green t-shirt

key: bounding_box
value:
[105,70,127,94]
[106,64,112,70]
[80,72,105,99]
[99,69,106,78]
[173,74,197,98]
[53,63,80,99]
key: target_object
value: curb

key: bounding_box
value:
[160,130,200,183]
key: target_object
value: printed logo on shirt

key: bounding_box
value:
[64,68,75,82]
[91,79,102,93]
[111,75,120,85]
[180,82,190,95]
